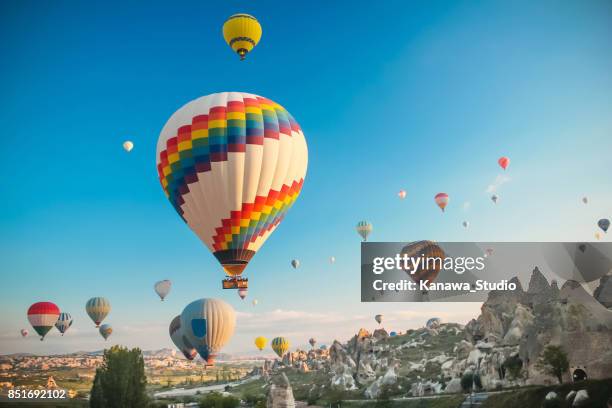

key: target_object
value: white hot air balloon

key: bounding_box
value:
[154,280,172,301]
[180,298,236,365]
[123,141,134,152]
[329,256,336,264]
[398,190,407,199]
[252,299,258,306]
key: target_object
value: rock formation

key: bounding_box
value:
[267,373,296,408]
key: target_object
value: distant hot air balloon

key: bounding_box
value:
[491,194,499,204]
[329,256,336,264]
[255,336,267,351]
[390,331,397,337]
[484,248,494,257]
[252,299,258,306]
[435,193,449,212]
[99,324,113,340]
[291,259,300,269]
[169,315,197,360]
[426,317,441,329]
[398,190,407,199]
[375,314,383,325]
[356,221,373,241]
[180,298,236,365]
[27,302,60,341]
[498,156,510,170]
[595,232,602,240]
[55,313,73,336]
[598,218,610,233]
[271,337,290,358]
[222,14,262,60]
[401,241,446,286]
[86,297,111,328]
[582,197,588,204]
[238,288,248,300]
[462,221,469,229]
[20,329,28,338]
[309,338,316,348]
[157,92,308,291]
[154,280,172,301]
[123,141,134,152]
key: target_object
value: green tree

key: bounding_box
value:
[536,345,569,384]
[199,392,239,408]
[461,372,482,392]
[89,345,148,408]
[502,355,523,380]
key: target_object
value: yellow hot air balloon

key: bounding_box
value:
[222,14,262,60]
[254,336,267,351]
[271,336,290,358]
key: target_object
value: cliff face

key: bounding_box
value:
[466,268,612,385]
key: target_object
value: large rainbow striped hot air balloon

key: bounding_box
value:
[156,92,308,290]
[85,297,111,327]
[27,302,60,341]
[271,336,290,358]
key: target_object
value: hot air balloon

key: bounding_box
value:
[238,288,248,300]
[356,221,372,241]
[271,337,290,358]
[595,232,602,240]
[99,324,113,340]
[375,314,383,325]
[582,197,588,204]
[222,14,262,60]
[123,141,134,152]
[462,221,469,229]
[401,241,446,286]
[498,156,510,170]
[255,336,267,351]
[20,329,28,338]
[329,256,336,264]
[491,194,499,204]
[169,315,197,360]
[309,338,316,348]
[180,298,236,365]
[291,259,300,269]
[398,190,407,199]
[598,218,610,233]
[484,248,494,257]
[426,317,441,329]
[55,313,73,336]
[27,302,60,341]
[157,93,308,291]
[86,297,111,327]
[435,193,449,212]
[252,299,258,306]
[154,280,172,301]
[390,331,397,337]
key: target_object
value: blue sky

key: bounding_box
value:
[1,0,611,354]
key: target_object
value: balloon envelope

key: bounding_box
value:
[329,256,336,264]
[426,317,441,329]
[309,338,316,347]
[254,336,267,351]
[401,241,446,284]
[154,280,172,301]
[582,197,588,204]
[20,329,28,338]
[398,190,407,199]
[271,337,290,358]
[55,313,73,335]
[86,297,111,327]
[169,315,197,360]
[123,141,134,152]
[598,218,610,233]
[238,288,248,299]
[180,298,236,364]
[252,299,258,306]
[435,193,449,212]
[356,221,372,241]
[291,259,300,269]
[156,92,308,280]
[498,156,510,170]
[462,221,469,228]
[222,14,262,60]
[99,324,113,340]
[375,314,383,324]
[27,302,60,340]
[491,194,499,204]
